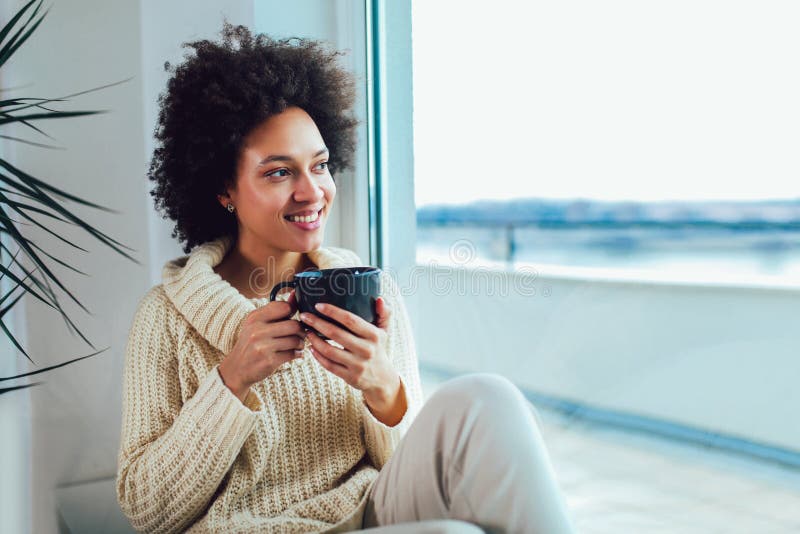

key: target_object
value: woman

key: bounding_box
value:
[116,23,575,534]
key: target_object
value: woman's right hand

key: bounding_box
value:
[218,289,307,402]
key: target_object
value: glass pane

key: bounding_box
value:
[411,2,800,531]
[412,0,800,284]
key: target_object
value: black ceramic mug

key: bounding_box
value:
[269,266,382,339]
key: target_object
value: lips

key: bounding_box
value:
[284,207,323,219]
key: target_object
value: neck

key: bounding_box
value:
[216,233,313,299]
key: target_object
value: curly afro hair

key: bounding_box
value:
[148,22,359,254]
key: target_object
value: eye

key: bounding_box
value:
[265,168,290,178]
[314,161,329,171]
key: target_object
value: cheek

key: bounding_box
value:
[325,178,336,200]
[246,190,288,222]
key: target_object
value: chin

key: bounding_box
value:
[293,235,324,253]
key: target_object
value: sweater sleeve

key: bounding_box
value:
[116,286,259,534]
[360,269,425,470]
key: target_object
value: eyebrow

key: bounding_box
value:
[257,147,329,166]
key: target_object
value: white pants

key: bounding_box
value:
[358,373,576,534]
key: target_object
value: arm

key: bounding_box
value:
[363,370,408,427]
[116,287,259,533]
[360,271,425,470]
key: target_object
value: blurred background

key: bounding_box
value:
[0,1,798,533]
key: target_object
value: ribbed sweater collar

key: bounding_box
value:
[161,234,356,355]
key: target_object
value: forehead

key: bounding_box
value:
[243,107,324,152]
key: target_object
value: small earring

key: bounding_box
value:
[226,203,235,213]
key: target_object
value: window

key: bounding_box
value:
[401,0,800,492]
[412,0,800,285]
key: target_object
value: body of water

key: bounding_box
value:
[417,225,800,284]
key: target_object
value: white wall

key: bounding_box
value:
[415,265,800,452]
[0,224,31,534]
[0,6,33,530]
[2,1,149,532]
[0,0,413,531]
[0,0,384,528]
[0,0,354,533]
[141,1,256,284]
[255,0,372,264]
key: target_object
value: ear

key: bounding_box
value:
[217,179,236,209]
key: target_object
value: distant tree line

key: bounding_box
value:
[417,198,800,231]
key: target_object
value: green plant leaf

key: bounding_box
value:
[0,170,45,199]
[0,110,105,126]
[0,382,42,396]
[0,1,47,70]
[0,160,119,213]
[0,162,142,265]
[0,316,32,363]
[0,209,31,227]
[0,110,54,139]
[0,96,63,107]
[0,161,139,255]
[0,348,106,383]
[0,185,38,200]
[0,239,95,350]
[0,240,21,281]
[0,197,90,253]
[0,134,63,149]
[0,289,27,318]
[0,0,138,381]
[27,241,88,276]
[0,215,98,344]
[0,77,132,114]
[0,240,85,290]
[0,188,78,224]
[0,0,38,49]
[0,258,34,364]
[0,260,57,311]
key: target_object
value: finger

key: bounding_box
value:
[272,334,307,352]
[300,311,369,356]
[308,334,349,372]
[275,349,303,362]
[312,303,380,342]
[252,318,304,338]
[248,300,295,324]
[310,348,345,374]
[307,330,355,365]
[375,297,391,330]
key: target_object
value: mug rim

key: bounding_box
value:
[295,266,381,278]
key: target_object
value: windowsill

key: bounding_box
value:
[415,257,800,293]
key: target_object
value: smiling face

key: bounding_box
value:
[218,106,336,256]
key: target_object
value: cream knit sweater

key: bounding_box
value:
[116,235,424,533]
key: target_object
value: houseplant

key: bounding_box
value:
[0,0,136,395]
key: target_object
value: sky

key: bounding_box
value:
[411,0,800,206]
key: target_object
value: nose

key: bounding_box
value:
[292,169,324,203]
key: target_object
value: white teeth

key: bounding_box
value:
[287,210,320,223]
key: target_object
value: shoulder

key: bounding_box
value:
[123,286,187,381]
[128,284,183,341]
[133,284,173,316]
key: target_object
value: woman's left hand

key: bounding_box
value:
[299,297,399,401]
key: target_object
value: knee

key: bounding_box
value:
[438,520,485,534]
[430,373,527,415]
[360,519,484,533]
[417,519,485,534]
